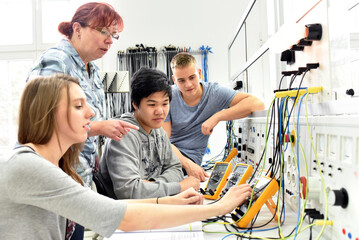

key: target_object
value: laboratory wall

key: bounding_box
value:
[0,0,251,152]
[100,0,250,87]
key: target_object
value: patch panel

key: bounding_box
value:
[234,115,359,239]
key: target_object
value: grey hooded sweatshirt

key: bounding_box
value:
[97,113,184,199]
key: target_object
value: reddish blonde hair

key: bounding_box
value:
[58,2,124,39]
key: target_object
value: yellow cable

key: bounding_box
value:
[304,93,329,240]
[286,97,307,239]
[203,94,327,240]
[289,95,309,235]
[277,96,290,238]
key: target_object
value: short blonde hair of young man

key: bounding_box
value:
[170,52,197,69]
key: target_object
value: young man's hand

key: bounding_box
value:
[179,176,200,191]
[184,160,209,182]
[201,116,219,135]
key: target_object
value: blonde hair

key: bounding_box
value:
[170,52,197,69]
[18,74,84,185]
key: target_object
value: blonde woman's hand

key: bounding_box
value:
[162,187,203,205]
[216,184,252,215]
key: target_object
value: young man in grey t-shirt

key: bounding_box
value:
[163,52,265,182]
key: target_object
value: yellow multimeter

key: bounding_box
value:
[231,176,279,228]
[219,163,253,198]
[202,162,232,200]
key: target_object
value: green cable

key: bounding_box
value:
[304,93,329,240]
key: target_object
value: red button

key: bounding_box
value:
[342,228,346,235]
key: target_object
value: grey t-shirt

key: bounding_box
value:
[0,147,127,239]
[165,82,237,165]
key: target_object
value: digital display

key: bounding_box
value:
[214,164,229,172]
[233,165,248,175]
[206,173,223,190]
[206,164,228,190]
[256,170,268,179]
[254,177,270,191]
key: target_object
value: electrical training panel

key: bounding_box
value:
[227,0,359,239]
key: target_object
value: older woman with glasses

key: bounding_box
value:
[27,3,138,188]
[27,2,138,239]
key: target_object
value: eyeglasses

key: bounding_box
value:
[94,27,119,40]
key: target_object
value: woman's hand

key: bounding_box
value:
[161,188,203,205]
[89,120,139,141]
[215,184,252,215]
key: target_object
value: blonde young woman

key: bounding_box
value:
[0,74,252,239]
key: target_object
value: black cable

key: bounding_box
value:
[215,71,311,239]
[248,100,276,184]
[309,215,314,240]
[278,75,285,90]
[271,69,308,179]
[288,72,300,89]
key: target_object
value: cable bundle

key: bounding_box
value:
[202,69,329,240]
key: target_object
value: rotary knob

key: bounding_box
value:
[329,188,349,208]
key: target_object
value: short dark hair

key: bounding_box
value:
[131,67,172,111]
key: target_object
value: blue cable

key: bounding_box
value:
[278,98,287,145]
[284,101,290,151]
[221,233,233,240]
[199,45,213,82]
[278,98,287,234]
[293,92,308,240]
[219,97,292,240]
[220,223,286,240]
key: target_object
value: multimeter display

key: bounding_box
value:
[253,169,270,182]
[220,163,253,198]
[206,164,228,189]
[226,165,250,188]
[254,176,270,190]
[202,162,232,200]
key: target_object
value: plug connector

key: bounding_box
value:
[306,63,320,69]
[290,45,304,51]
[315,220,333,226]
[304,208,319,214]
[298,67,308,73]
[281,70,299,76]
[309,212,324,219]
[297,38,313,46]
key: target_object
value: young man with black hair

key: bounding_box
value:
[96,67,200,199]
